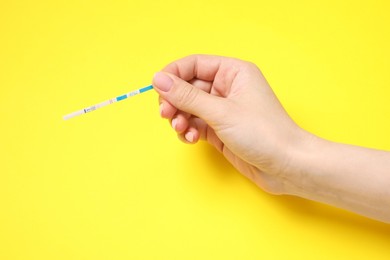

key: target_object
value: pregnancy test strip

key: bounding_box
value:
[63,85,153,120]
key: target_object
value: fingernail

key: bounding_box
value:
[159,103,164,117]
[172,118,177,130]
[185,132,194,143]
[153,72,173,92]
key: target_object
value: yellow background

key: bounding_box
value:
[1,0,390,259]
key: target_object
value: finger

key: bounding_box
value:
[189,78,213,92]
[170,113,189,134]
[177,126,200,144]
[162,54,225,82]
[159,96,192,120]
[153,72,225,125]
[174,110,191,120]
[158,98,177,119]
[189,78,229,98]
[188,117,207,140]
[163,54,244,98]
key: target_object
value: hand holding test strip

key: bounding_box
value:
[62,55,390,223]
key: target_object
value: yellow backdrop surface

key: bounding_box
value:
[1,0,389,259]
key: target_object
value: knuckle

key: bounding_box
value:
[242,60,259,71]
[176,83,197,109]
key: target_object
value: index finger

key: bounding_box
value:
[162,54,231,82]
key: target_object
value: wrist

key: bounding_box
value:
[277,129,327,196]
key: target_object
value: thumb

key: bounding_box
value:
[153,72,223,123]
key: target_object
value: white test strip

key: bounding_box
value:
[63,85,153,120]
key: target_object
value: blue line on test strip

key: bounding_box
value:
[116,94,127,101]
[139,85,153,93]
[63,84,153,120]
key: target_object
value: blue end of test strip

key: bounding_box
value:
[140,85,153,93]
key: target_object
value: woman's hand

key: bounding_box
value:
[152,54,308,194]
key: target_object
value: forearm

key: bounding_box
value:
[285,134,390,223]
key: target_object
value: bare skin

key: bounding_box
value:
[152,54,390,223]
